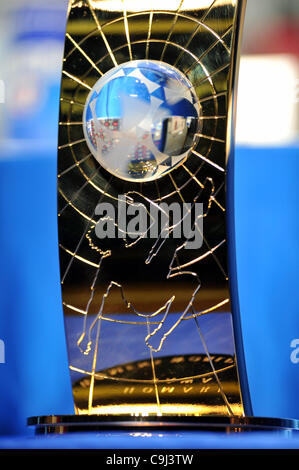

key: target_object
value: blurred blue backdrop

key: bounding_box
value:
[235,145,299,420]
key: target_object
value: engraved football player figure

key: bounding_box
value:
[77,181,215,356]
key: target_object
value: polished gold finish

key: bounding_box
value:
[58,0,247,419]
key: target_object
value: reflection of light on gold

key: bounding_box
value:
[77,403,243,416]
[236,54,299,146]
[67,18,232,36]
[89,0,235,12]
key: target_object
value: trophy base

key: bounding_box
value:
[28,415,299,435]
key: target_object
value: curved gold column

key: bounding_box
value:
[57,0,247,420]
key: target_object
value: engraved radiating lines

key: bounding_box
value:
[63,7,232,85]
[199,90,228,104]
[197,0,219,24]
[198,115,226,120]
[164,176,227,285]
[60,176,113,283]
[77,261,103,354]
[58,138,86,150]
[146,318,162,415]
[88,310,102,411]
[131,38,218,89]
[183,167,225,216]
[81,259,111,411]
[60,245,99,270]
[210,181,225,212]
[66,33,103,76]
[183,25,233,74]
[194,62,230,88]
[182,164,204,189]
[122,1,133,61]
[60,96,85,108]
[59,189,97,223]
[62,70,92,90]
[58,154,92,178]
[166,176,228,280]
[64,302,160,324]
[184,298,229,320]
[169,173,184,204]
[64,296,230,323]
[181,166,224,213]
[192,311,235,416]
[59,121,83,125]
[173,2,231,68]
[195,133,226,144]
[71,8,230,59]
[60,28,229,200]
[84,281,176,324]
[59,165,101,215]
[143,274,201,353]
[192,150,225,172]
[169,239,226,272]
[154,179,161,201]
[69,363,235,385]
[60,11,229,278]
[64,303,87,315]
[145,9,153,59]
[160,0,185,61]
[86,0,118,67]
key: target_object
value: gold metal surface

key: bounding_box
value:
[58,0,247,419]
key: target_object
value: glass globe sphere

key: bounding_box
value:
[83,60,200,182]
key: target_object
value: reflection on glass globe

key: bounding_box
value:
[83,60,200,182]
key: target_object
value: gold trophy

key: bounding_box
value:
[28,0,299,433]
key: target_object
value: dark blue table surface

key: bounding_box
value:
[1,429,299,449]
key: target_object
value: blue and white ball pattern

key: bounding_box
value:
[83,60,200,182]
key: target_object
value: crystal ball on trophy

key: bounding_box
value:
[83,60,200,182]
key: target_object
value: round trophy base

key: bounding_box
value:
[28,415,299,435]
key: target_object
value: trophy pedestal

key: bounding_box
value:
[28,415,299,435]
